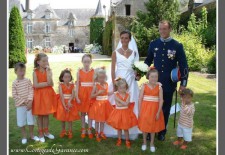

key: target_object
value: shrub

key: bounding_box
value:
[9,6,26,68]
[131,20,159,57]
[173,32,213,71]
[90,17,105,46]
[206,50,216,74]
[187,7,216,48]
[102,20,113,56]
[84,44,102,54]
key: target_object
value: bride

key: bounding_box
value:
[103,30,141,140]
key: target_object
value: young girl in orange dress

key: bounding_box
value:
[75,54,95,139]
[32,53,57,143]
[107,78,138,149]
[89,67,113,142]
[54,69,80,139]
[138,67,165,152]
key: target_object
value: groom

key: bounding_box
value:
[144,20,189,141]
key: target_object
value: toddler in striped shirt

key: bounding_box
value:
[173,88,195,150]
[12,62,39,144]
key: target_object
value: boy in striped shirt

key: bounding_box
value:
[173,88,195,150]
[12,62,39,144]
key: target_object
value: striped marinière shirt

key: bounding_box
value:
[178,102,195,128]
[12,78,34,107]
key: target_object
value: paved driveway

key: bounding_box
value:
[26,53,111,64]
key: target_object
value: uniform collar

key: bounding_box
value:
[160,36,172,42]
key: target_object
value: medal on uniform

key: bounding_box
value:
[154,52,156,57]
[167,49,176,60]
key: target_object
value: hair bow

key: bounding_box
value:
[65,68,72,72]
[100,66,106,70]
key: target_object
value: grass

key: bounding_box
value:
[8,61,216,155]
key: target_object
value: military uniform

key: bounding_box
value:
[144,37,188,138]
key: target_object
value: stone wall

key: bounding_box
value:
[23,20,90,49]
[112,15,134,50]
[113,0,148,16]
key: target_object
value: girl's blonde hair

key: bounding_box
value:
[34,53,48,68]
[114,77,128,90]
[94,67,107,81]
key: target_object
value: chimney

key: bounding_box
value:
[25,0,30,11]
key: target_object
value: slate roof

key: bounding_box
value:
[32,4,60,19]
[54,9,96,26]
[21,3,96,26]
[93,0,104,17]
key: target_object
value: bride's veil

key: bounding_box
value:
[116,36,139,62]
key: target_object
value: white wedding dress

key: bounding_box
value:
[103,50,141,140]
[86,37,141,140]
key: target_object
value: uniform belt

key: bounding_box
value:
[81,82,93,87]
[96,96,108,100]
[63,94,72,100]
[116,106,128,109]
[143,95,159,102]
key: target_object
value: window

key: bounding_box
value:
[125,5,131,16]
[45,24,51,33]
[45,38,51,47]
[27,38,33,49]
[46,13,50,19]
[27,14,32,20]
[69,29,73,37]
[27,23,32,34]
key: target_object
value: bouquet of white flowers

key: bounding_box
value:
[132,62,148,80]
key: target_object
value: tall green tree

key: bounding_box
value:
[9,6,26,68]
[136,0,180,29]
[90,17,104,46]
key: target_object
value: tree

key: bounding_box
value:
[90,17,105,46]
[9,6,26,68]
[188,0,194,14]
[135,0,180,29]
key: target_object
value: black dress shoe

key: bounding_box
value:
[146,133,151,141]
[158,134,165,141]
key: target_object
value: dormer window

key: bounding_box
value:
[45,9,52,19]
[27,14,32,20]
[68,13,77,28]
[27,10,33,20]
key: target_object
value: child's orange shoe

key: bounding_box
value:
[87,128,93,139]
[100,132,107,140]
[80,128,86,138]
[95,132,101,142]
[173,140,183,146]
[68,130,73,139]
[116,139,122,146]
[180,144,188,150]
[60,130,67,138]
[126,140,131,149]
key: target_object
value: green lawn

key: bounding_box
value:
[8,61,216,155]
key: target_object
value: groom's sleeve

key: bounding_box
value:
[144,42,154,66]
[177,43,189,87]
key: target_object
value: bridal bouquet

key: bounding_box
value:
[132,62,148,79]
